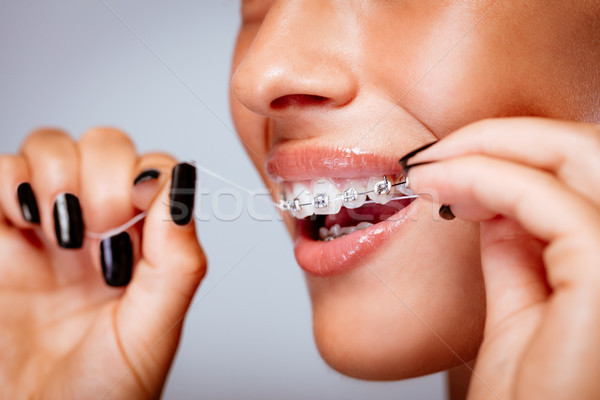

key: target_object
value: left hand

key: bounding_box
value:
[404,117,600,400]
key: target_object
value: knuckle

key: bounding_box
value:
[582,126,600,155]
[0,155,21,176]
[83,198,126,229]
[79,127,135,149]
[22,128,71,150]
[178,241,208,279]
[142,151,178,164]
[566,124,600,159]
[470,117,501,132]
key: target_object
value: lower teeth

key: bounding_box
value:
[319,222,373,241]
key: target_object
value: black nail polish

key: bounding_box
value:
[53,193,84,249]
[101,232,133,287]
[170,163,196,226]
[17,183,40,224]
[439,205,456,220]
[133,169,160,185]
[398,142,438,173]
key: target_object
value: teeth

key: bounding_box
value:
[340,226,357,235]
[396,179,413,196]
[289,182,314,219]
[318,222,374,241]
[330,224,341,236]
[367,176,394,204]
[319,226,329,239]
[282,175,410,218]
[342,179,367,209]
[357,222,374,230]
[313,179,342,215]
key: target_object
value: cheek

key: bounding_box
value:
[306,216,485,380]
[365,2,600,136]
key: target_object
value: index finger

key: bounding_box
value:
[408,117,600,206]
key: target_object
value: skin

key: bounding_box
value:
[229,0,600,393]
[0,129,206,399]
[0,0,599,398]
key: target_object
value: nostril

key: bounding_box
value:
[270,94,332,109]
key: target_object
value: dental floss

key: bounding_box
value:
[86,212,147,240]
[85,161,282,240]
[85,162,421,240]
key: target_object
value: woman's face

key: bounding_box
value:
[229,0,600,379]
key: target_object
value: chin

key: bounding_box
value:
[303,217,486,380]
[310,288,485,380]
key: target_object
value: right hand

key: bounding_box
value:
[0,128,206,399]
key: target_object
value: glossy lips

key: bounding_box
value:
[268,145,418,276]
[294,196,417,276]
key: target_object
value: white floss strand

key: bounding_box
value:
[86,211,148,240]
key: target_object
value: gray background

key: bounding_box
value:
[0,1,445,399]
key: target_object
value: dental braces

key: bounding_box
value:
[279,176,418,215]
[85,165,420,240]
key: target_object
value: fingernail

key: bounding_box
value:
[439,205,456,220]
[17,183,40,224]
[398,141,438,173]
[53,193,84,249]
[133,169,160,185]
[170,163,196,226]
[101,232,133,287]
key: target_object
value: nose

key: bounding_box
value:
[231,1,359,118]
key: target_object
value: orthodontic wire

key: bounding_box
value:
[286,181,419,209]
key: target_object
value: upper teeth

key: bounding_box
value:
[280,175,413,218]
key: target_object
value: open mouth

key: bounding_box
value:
[304,198,415,241]
[279,174,416,241]
[292,193,418,276]
[267,146,420,276]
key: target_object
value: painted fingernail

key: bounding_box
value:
[53,193,84,249]
[170,163,196,226]
[133,169,160,185]
[399,141,438,173]
[17,183,40,224]
[439,205,455,220]
[101,232,133,287]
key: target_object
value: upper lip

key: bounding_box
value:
[266,144,404,181]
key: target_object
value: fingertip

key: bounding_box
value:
[0,155,41,228]
[19,128,81,247]
[100,231,134,287]
[169,162,197,226]
[133,169,160,186]
[53,192,85,249]
[439,204,456,221]
[131,153,178,212]
[131,169,164,211]
[142,162,204,276]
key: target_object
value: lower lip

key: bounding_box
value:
[293,199,419,276]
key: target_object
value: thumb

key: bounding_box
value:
[479,217,547,333]
[116,162,206,391]
[469,217,549,399]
